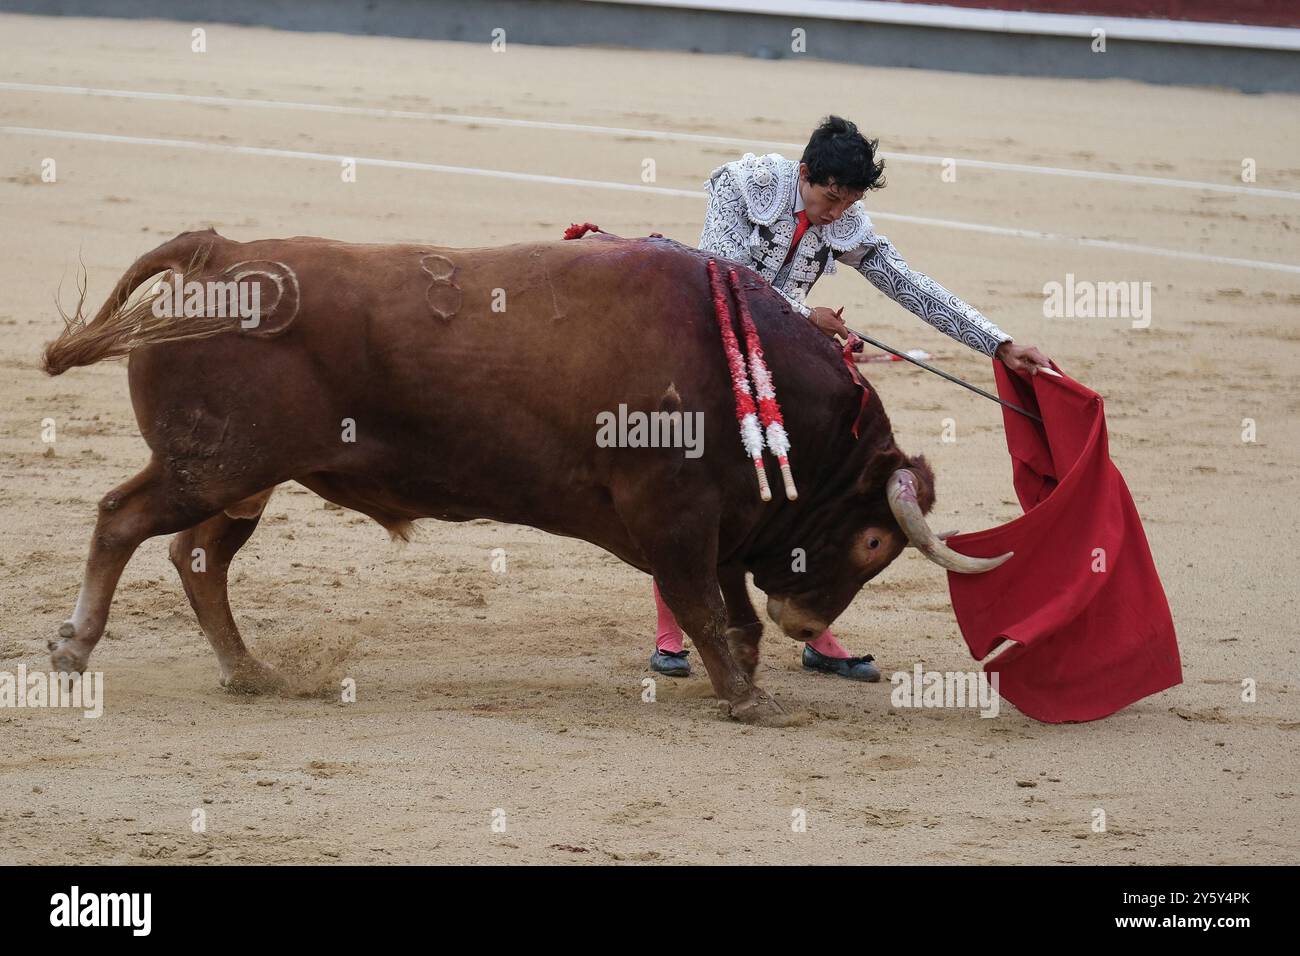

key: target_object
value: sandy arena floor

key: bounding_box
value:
[0,13,1297,864]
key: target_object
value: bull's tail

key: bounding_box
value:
[42,229,227,376]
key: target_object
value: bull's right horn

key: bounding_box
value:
[887,469,1013,574]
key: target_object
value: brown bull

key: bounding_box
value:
[43,228,1006,723]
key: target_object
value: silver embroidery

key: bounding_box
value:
[822,205,871,251]
[730,152,798,225]
[837,234,1011,356]
[700,153,1010,353]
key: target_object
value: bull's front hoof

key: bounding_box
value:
[219,658,286,695]
[722,689,794,727]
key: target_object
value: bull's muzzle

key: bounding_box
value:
[766,596,828,642]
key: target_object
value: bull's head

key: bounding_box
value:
[751,452,1010,641]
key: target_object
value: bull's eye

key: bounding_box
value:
[867,536,881,550]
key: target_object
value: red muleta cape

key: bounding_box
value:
[944,363,1182,723]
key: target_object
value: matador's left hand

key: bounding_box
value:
[996,341,1052,375]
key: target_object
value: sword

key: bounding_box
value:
[843,324,1046,425]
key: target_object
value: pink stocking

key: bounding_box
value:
[653,581,685,654]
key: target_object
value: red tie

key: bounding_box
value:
[782,211,810,267]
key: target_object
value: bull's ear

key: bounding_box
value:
[852,448,912,498]
[902,455,937,515]
[854,449,936,520]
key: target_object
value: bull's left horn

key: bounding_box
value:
[887,469,1013,574]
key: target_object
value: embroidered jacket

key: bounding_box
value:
[698,152,1012,356]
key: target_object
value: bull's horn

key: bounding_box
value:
[887,469,1013,574]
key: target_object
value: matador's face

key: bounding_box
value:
[798,164,865,226]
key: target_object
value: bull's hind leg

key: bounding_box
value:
[50,460,217,674]
[169,489,282,693]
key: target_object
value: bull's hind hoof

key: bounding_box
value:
[49,645,89,675]
[722,689,793,727]
[219,658,285,695]
[49,624,90,674]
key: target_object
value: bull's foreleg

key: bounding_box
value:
[169,490,283,693]
[655,569,783,724]
[719,564,763,683]
[615,473,786,724]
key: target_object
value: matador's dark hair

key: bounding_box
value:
[800,115,887,193]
